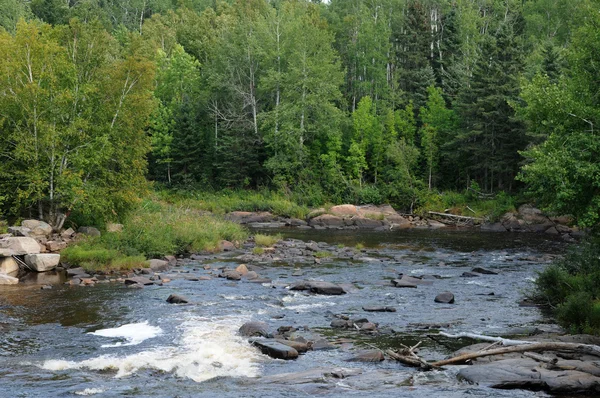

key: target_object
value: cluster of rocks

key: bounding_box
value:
[236,320,385,363]
[226,204,442,231]
[482,204,583,241]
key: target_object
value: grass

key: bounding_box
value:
[314,251,332,258]
[254,233,282,247]
[252,247,265,255]
[62,197,248,272]
[417,190,518,222]
[355,243,365,251]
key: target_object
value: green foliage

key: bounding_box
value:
[314,251,332,258]
[254,233,282,247]
[534,238,600,334]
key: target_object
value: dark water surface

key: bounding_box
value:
[0,229,566,397]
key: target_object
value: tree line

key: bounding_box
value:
[0,0,598,227]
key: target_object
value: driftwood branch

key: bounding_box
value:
[386,341,435,370]
[437,332,530,346]
[427,212,483,224]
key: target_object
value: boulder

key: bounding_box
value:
[7,226,31,237]
[244,271,258,280]
[235,264,249,275]
[309,214,345,228]
[106,223,123,233]
[391,279,418,288]
[518,204,548,223]
[24,253,60,272]
[61,228,75,239]
[397,275,433,285]
[224,270,241,280]
[434,291,455,304]
[148,259,169,271]
[0,274,19,285]
[353,217,384,229]
[346,349,385,362]
[239,321,270,337]
[481,223,507,232]
[0,237,41,256]
[251,339,299,360]
[78,226,101,237]
[21,220,52,237]
[0,256,19,274]
[166,294,189,304]
[219,240,236,251]
[329,204,359,217]
[46,241,67,252]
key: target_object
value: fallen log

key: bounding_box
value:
[427,212,483,224]
[437,332,530,346]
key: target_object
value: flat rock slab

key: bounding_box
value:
[472,267,498,275]
[275,339,309,353]
[166,294,189,304]
[0,237,41,256]
[124,276,154,286]
[251,339,299,360]
[391,279,417,288]
[0,257,19,274]
[24,253,60,272]
[458,357,600,394]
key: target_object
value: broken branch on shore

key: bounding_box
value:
[427,211,483,225]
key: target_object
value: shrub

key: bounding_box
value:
[534,237,600,334]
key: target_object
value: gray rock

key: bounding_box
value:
[45,241,67,252]
[311,339,335,351]
[124,276,154,286]
[239,321,270,337]
[149,259,169,271]
[307,281,346,295]
[224,270,242,280]
[434,291,455,304]
[346,350,385,362]
[391,279,417,288]
[309,214,345,228]
[331,319,351,328]
[481,223,507,232]
[250,339,299,360]
[24,253,60,272]
[61,228,75,239]
[7,226,31,237]
[166,294,189,304]
[461,272,480,277]
[0,237,41,256]
[353,217,384,229]
[275,339,309,353]
[78,226,101,237]
[22,220,53,237]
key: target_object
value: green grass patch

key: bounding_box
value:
[314,251,332,258]
[63,197,248,272]
[254,233,282,247]
[252,247,265,255]
[417,190,517,222]
[355,243,365,251]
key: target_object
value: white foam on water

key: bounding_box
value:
[89,321,162,347]
[41,316,261,383]
[284,302,336,312]
[74,388,105,396]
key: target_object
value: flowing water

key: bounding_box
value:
[0,229,566,397]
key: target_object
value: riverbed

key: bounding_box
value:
[0,229,566,397]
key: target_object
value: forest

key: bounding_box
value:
[0,0,598,229]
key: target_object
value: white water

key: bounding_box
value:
[89,321,162,347]
[41,316,262,383]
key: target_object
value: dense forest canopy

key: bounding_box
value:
[0,0,598,227]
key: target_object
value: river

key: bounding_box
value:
[0,229,566,397]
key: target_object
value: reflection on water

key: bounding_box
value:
[0,229,565,397]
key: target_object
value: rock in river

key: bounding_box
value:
[472,267,498,275]
[166,294,189,304]
[239,321,270,337]
[290,281,346,295]
[250,339,299,360]
[24,253,60,272]
[434,291,455,304]
[363,306,396,312]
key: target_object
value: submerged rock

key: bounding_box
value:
[166,294,189,304]
[124,276,154,286]
[346,350,385,362]
[472,267,498,275]
[290,281,346,295]
[362,306,396,312]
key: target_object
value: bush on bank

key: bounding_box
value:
[533,237,600,334]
